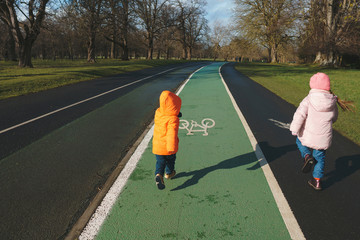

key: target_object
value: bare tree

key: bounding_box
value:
[227,37,264,62]
[0,0,226,62]
[185,5,207,59]
[0,0,50,67]
[175,0,188,59]
[0,20,16,60]
[209,20,230,60]
[175,0,207,60]
[311,0,360,66]
[134,0,171,59]
[70,0,104,63]
[56,4,85,60]
[235,0,303,63]
[103,0,132,60]
[153,3,178,59]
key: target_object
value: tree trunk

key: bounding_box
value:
[313,0,338,66]
[187,47,192,60]
[166,47,170,60]
[87,33,96,63]
[147,47,153,60]
[182,46,187,60]
[121,40,129,61]
[68,39,74,60]
[6,25,17,61]
[121,35,129,61]
[110,3,117,59]
[110,35,116,59]
[271,43,278,63]
[18,38,35,67]
[3,0,49,67]
[147,32,153,60]
[267,48,271,63]
[314,51,336,66]
[121,0,129,61]
[121,41,129,61]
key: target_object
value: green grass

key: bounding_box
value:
[0,59,191,100]
[234,62,360,146]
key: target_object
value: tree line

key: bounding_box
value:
[232,0,360,67]
[1,0,359,68]
[0,0,209,67]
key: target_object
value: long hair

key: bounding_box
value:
[330,90,356,112]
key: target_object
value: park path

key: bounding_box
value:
[79,62,302,239]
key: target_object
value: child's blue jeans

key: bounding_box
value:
[296,138,326,179]
[155,154,176,176]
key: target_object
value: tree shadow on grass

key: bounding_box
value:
[322,154,360,189]
[171,152,258,191]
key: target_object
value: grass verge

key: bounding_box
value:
[234,62,360,146]
[0,59,191,100]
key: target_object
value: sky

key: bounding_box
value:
[205,0,236,28]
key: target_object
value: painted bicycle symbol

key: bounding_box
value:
[179,118,215,136]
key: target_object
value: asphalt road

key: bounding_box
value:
[1,62,359,240]
[221,62,360,240]
[0,62,208,240]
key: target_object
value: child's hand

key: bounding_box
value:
[292,132,297,136]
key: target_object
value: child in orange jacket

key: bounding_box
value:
[152,90,182,190]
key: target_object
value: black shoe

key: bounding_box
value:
[302,154,315,173]
[308,178,322,190]
[155,174,165,190]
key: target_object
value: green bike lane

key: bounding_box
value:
[79,62,303,239]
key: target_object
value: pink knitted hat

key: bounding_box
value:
[309,72,330,90]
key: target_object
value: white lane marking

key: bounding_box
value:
[269,118,290,129]
[0,67,178,135]
[219,64,305,240]
[79,66,205,240]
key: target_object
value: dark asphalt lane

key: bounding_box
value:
[221,62,360,240]
[0,62,208,240]
[0,63,205,160]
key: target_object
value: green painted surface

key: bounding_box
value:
[96,63,291,239]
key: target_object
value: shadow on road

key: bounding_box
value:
[257,141,298,163]
[171,152,257,191]
[323,154,360,189]
[171,142,299,191]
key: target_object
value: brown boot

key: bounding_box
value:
[302,154,315,173]
[165,170,176,179]
[308,178,322,191]
[155,174,165,190]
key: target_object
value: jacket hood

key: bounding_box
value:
[158,91,181,116]
[308,89,337,112]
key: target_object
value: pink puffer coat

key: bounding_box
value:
[290,89,338,150]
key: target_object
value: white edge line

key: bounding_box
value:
[0,67,178,135]
[79,65,205,240]
[218,63,305,240]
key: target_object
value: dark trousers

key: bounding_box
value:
[155,154,176,176]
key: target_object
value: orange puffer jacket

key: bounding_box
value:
[152,91,182,155]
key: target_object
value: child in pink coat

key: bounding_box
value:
[290,73,338,190]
